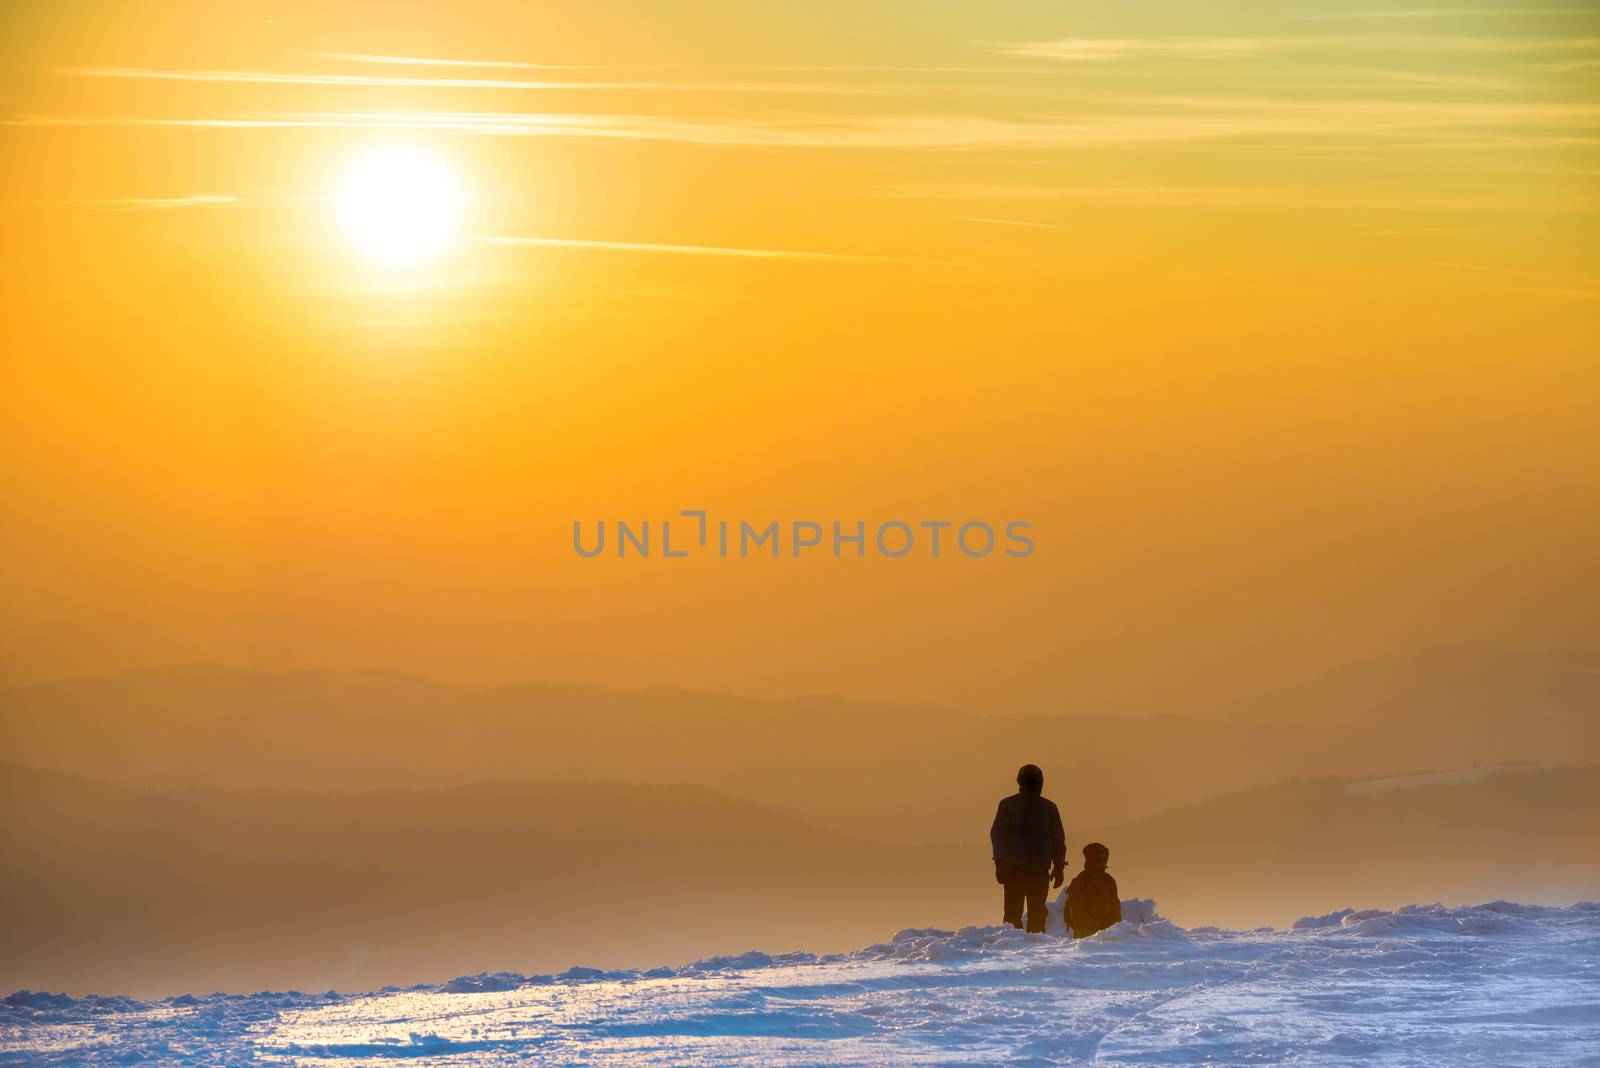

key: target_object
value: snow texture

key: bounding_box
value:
[3,898,1596,1065]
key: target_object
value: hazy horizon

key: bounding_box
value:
[6,760,1595,997]
[2,1,1597,1037]
[5,636,1595,995]
[4,637,1594,713]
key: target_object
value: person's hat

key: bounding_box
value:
[1083,841,1110,859]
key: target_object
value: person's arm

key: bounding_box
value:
[989,800,1008,860]
[1050,805,1067,870]
[1108,876,1122,923]
[989,800,1009,883]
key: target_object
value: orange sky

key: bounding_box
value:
[2,1,1596,711]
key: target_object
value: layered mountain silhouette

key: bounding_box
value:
[3,762,1595,998]
[0,763,972,998]
[1198,644,1599,730]
[1078,764,1600,931]
[3,646,1595,840]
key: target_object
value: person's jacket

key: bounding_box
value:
[1065,865,1121,938]
[989,792,1066,874]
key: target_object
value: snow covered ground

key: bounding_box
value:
[4,898,1597,1065]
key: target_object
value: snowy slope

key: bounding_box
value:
[4,898,1596,1066]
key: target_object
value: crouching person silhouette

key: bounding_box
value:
[1066,842,1122,938]
[989,763,1066,933]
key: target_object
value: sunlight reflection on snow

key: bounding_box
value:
[6,901,1597,1065]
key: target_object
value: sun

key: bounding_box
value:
[335,149,465,267]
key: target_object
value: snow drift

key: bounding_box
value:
[4,895,1597,1065]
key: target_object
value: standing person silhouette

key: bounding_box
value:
[989,764,1066,932]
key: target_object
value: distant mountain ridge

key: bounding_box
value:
[2,646,1595,841]
[3,762,1594,999]
[0,762,973,998]
[1077,763,1599,931]
[1197,644,1599,726]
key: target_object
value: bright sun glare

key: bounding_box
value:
[336,150,465,267]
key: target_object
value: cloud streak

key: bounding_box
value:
[1309,8,1592,20]
[1437,260,1600,299]
[309,52,557,70]
[958,217,1069,230]
[0,110,1313,147]
[2,194,239,211]
[1002,38,1269,62]
[1001,34,1600,61]
[58,66,885,95]
[308,52,1027,76]
[896,183,1588,213]
[16,95,1595,150]
[483,235,939,264]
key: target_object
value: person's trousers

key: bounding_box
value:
[1002,871,1050,932]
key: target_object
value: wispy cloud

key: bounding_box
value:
[483,235,941,264]
[0,110,1326,148]
[308,52,1024,76]
[1001,38,1268,62]
[1510,286,1600,299]
[1127,94,1600,126]
[2,194,239,211]
[958,217,1069,230]
[1000,34,1600,61]
[896,183,1579,212]
[1536,57,1600,72]
[58,66,884,95]
[909,184,1287,206]
[1309,8,1591,20]
[15,97,1598,152]
[1437,259,1600,299]
[309,52,557,70]
[1241,66,1528,92]
[1438,260,1600,285]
